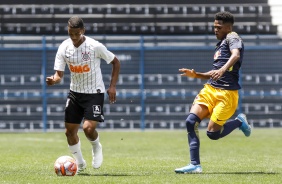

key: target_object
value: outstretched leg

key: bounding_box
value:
[175,113,202,173]
[175,103,209,174]
[206,113,251,140]
[186,113,201,165]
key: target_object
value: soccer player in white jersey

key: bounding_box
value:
[46,16,120,173]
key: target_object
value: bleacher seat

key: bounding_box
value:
[144,74,161,84]
[146,104,167,114]
[119,74,141,85]
[118,89,141,99]
[171,104,190,114]
[48,104,65,115]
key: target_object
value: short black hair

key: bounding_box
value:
[215,11,234,25]
[68,16,84,28]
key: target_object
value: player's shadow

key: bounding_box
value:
[207,171,278,175]
[78,171,279,176]
[77,173,146,177]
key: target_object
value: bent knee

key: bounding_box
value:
[206,130,221,140]
[83,125,95,134]
[65,129,77,138]
[83,121,97,133]
[186,113,201,128]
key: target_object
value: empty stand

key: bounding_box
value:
[0,3,277,35]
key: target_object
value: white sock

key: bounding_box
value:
[68,140,84,164]
[89,135,100,148]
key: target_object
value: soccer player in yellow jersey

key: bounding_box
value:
[175,11,251,173]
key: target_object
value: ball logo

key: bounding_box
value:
[82,52,90,61]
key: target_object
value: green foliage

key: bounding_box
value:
[0,129,281,184]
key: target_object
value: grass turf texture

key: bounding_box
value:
[0,129,281,184]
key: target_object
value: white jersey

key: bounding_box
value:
[54,36,115,94]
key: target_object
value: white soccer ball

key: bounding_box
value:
[54,156,77,176]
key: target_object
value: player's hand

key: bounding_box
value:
[107,86,116,104]
[46,76,55,86]
[210,69,224,81]
[179,68,197,78]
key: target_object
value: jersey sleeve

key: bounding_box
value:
[96,43,115,64]
[54,43,66,71]
[227,32,243,51]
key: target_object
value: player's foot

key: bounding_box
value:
[92,143,103,169]
[236,113,252,137]
[175,164,202,174]
[76,160,86,174]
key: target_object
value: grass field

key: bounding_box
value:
[0,128,281,184]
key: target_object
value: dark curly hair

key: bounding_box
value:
[215,11,234,25]
[68,16,84,29]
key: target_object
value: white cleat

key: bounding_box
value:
[175,164,202,174]
[77,160,86,174]
[92,143,103,169]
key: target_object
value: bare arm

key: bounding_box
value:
[179,48,241,80]
[179,68,212,80]
[46,71,64,86]
[107,57,120,103]
[210,48,241,81]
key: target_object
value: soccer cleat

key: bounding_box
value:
[76,160,86,174]
[92,143,103,169]
[236,113,252,137]
[175,164,202,174]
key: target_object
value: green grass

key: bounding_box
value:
[0,129,281,184]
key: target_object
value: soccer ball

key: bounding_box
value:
[54,156,77,176]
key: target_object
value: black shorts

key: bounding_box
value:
[65,90,105,124]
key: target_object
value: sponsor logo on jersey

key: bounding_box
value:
[69,64,90,73]
[214,50,221,60]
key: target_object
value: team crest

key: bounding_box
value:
[82,52,91,61]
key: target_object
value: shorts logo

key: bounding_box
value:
[93,105,101,117]
[66,98,70,107]
[82,52,91,61]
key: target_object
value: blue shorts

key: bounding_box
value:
[65,90,105,124]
